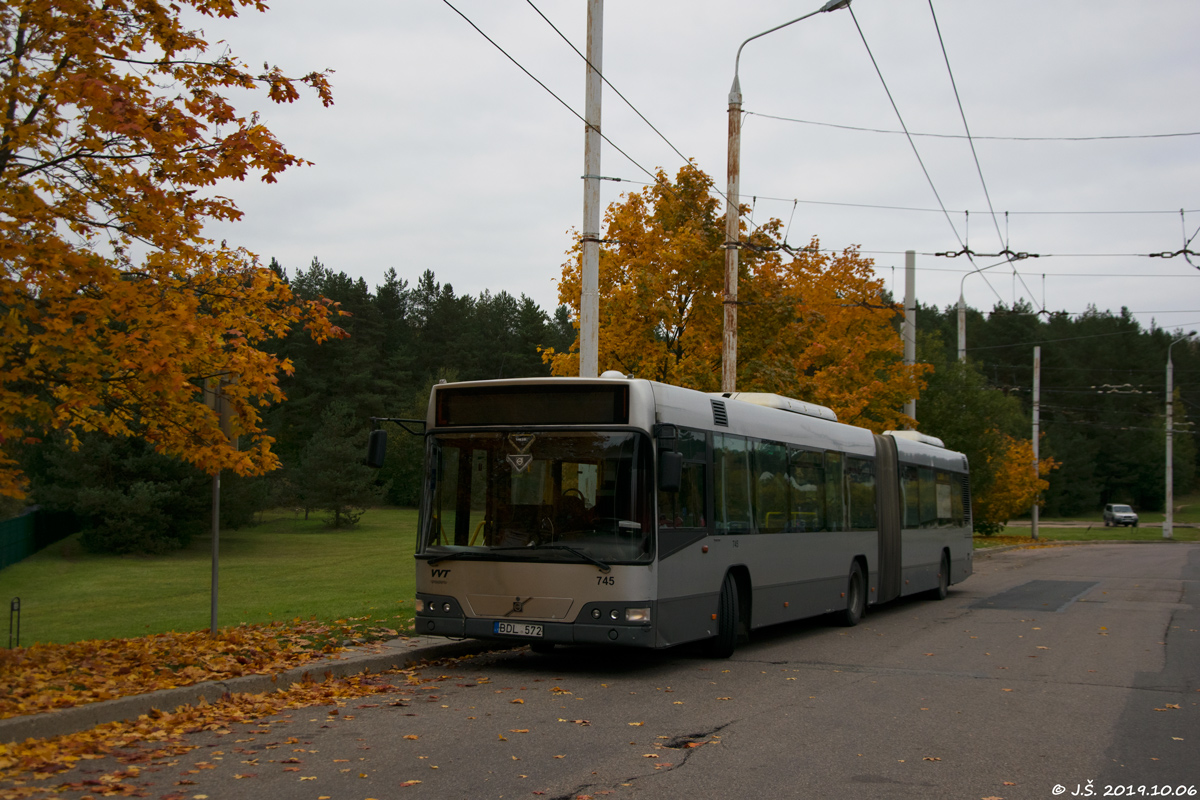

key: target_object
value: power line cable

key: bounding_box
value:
[606,177,1199,218]
[928,0,1003,250]
[848,7,1014,305]
[523,0,693,170]
[965,320,1200,352]
[744,112,1200,143]
[441,0,662,190]
[848,7,963,252]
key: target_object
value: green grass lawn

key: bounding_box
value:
[973,527,1200,548]
[0,508,419,646]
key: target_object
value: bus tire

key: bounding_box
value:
[930,552,950,601]
[705,574,739,658]
[838,563,865,627]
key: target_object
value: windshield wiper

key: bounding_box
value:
[425,544,610,572]
[424,549,528,566]
[529,544,611,573]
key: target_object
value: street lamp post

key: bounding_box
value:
[956,259,1007,361]
[1164,331,1196,539]
[722,0,851,392]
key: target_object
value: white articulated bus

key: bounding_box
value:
[372,376,972,657]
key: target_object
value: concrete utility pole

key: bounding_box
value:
[579,0,603,378]
[722,0,851,393]
[1165,332,1195,539]
[903,250,916,424]
[204,376,236,636]
[1031,346,1041,542]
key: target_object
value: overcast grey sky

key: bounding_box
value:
[201,0,1200,336]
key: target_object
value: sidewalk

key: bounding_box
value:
[0,635,499,745]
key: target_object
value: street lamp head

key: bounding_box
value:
[821,0,852,10]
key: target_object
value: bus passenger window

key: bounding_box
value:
[936,470,953,527]
[951,473,965,527]
[919,467,937,528]
[846,457,876,531]
[754,441,788,533]
[825,451,845,532]
[714,434,753,534]
[788,449,825,532]
[901,465,920,529]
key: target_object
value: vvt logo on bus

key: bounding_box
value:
[431,569,451,578]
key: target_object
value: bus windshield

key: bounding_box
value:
[423,431,653,564]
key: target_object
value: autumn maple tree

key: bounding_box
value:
[972,433,1058,533]
[0,0,342,499]
[544,163,929,431]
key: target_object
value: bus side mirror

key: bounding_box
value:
[366,429,387,468]
[658,451,683,493]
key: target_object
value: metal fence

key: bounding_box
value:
[0,508,79,571]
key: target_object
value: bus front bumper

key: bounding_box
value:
[415,614,655,647]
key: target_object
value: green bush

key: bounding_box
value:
[34,435,210,554]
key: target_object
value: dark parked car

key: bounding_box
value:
[1103,503,1138,527]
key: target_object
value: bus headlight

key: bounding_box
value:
[625,607,651,623]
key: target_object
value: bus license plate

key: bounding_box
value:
[495,621,543,638]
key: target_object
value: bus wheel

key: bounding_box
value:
[838,563,865,627]
[930,552,950,601]
[705,574,740,658]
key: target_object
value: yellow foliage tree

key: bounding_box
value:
[543,163,929,431]
[0,0,342,498]
[973,433,1059,531]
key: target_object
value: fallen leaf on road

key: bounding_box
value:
[511,699,525,704]
[399,780,422,787]
[628,722,643,726]
[403,735,419,740]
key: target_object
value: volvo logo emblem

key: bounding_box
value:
[512,597,527,613]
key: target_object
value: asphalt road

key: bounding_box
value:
[46,543,1199,800]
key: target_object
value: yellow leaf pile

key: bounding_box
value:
[0,670,407,796]
[0,618,398,720]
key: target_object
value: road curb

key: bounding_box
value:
[0,636,501,745]
[974,539,1191,557]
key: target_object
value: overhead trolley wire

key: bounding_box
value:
[744,112,1200,143]
[927,0,1004,251]
[848,7,963,253]
[965,320,1200,352]
[523,0,693,170]
[441,0,666,194]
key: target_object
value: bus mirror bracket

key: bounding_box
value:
[365,417,426,469]
[654,423,678,451]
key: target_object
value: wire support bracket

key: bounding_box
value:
[935,246,1038,260]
